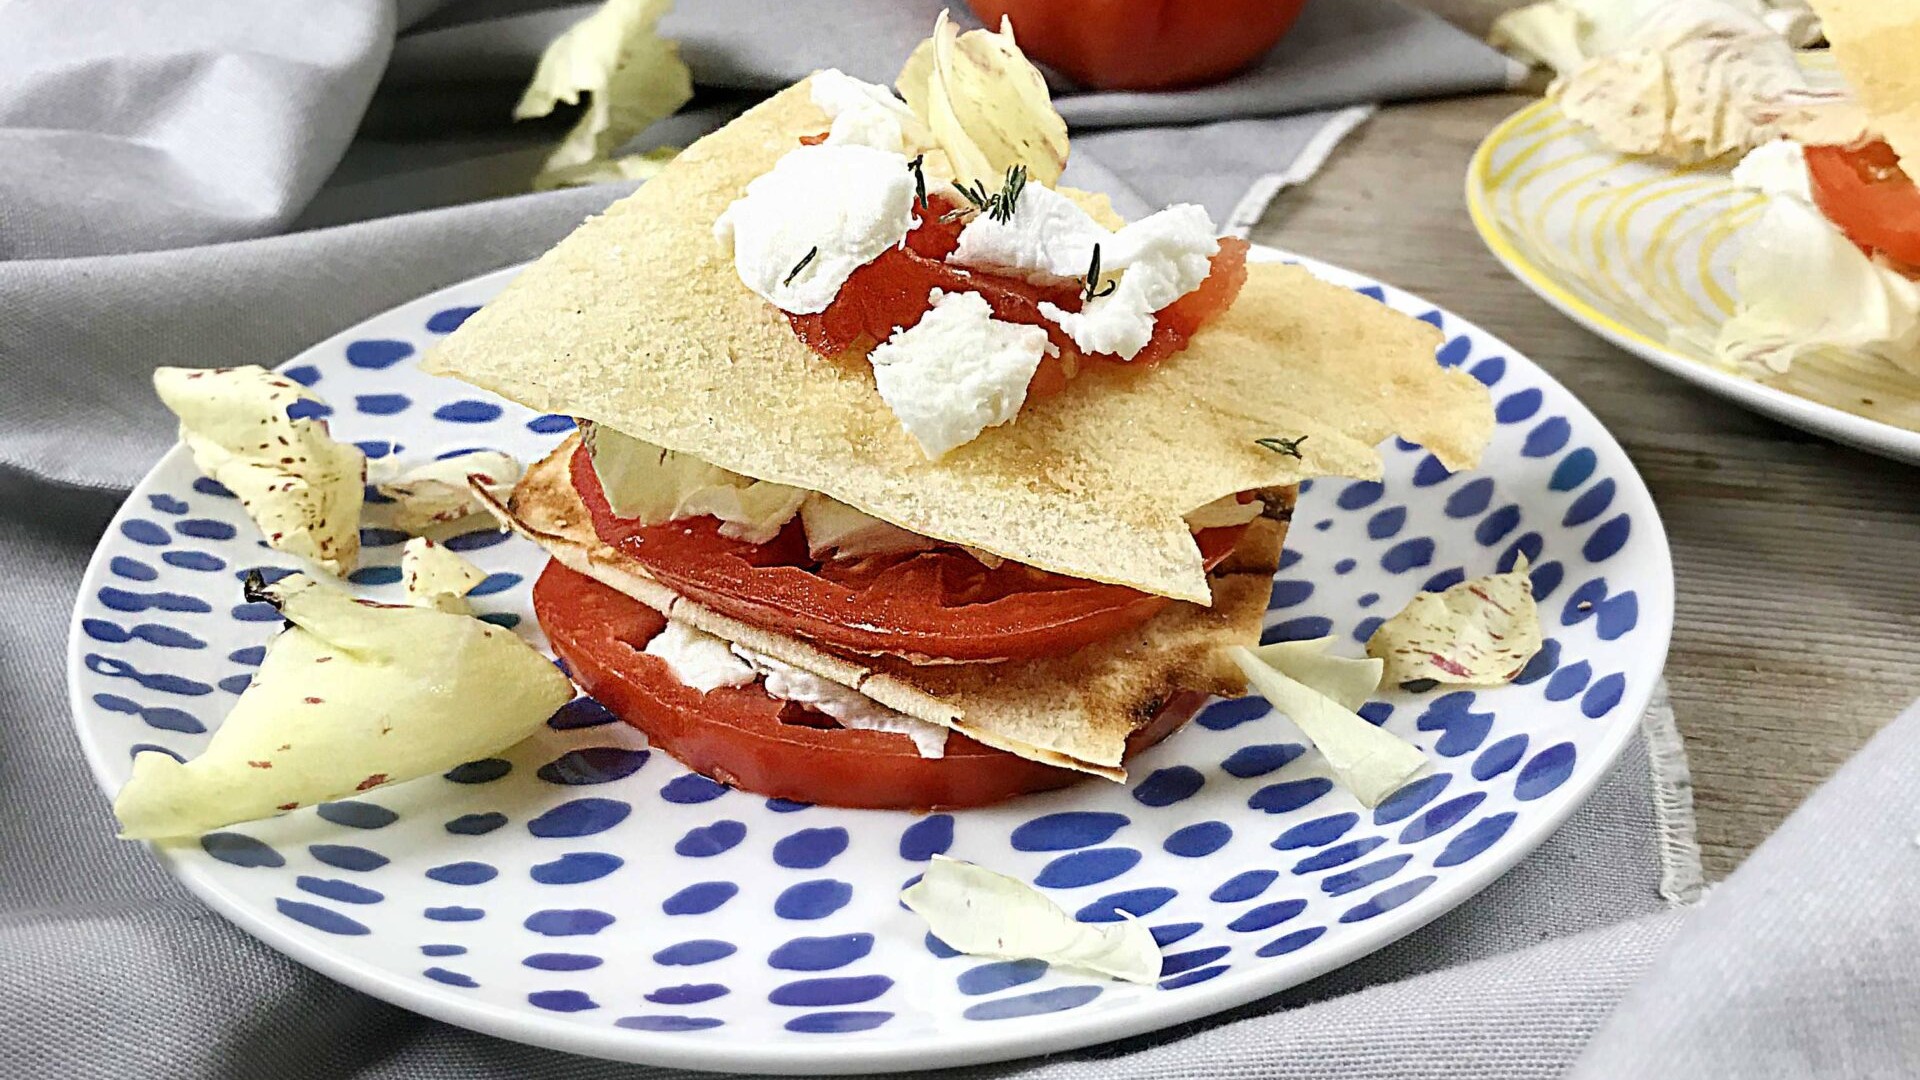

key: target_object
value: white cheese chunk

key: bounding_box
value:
[810,68,931,155]
[586,424,805,544]
[799,494,938,560]
[713,142,917,315]
[732,646,949,759]
[1730,139,1811,202]
[868,289,1048,459]
[400,537,487,615]
[644,619,756,693]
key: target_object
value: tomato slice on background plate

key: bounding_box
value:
[533,560,1204,810]
[1806,140,1920,270]
[570,444,1248,663]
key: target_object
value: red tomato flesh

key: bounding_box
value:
[787,194,1250,399]
[1806,140,1920,270]
[533,559,1205,810]
[571,443,1247,663]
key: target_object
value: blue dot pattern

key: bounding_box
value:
[68,259,1664,1060]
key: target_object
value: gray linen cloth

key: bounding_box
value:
[5,0,1910,1077]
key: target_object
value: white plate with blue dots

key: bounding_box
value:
[66,247,1673,1074]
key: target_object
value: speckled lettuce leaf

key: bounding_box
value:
[586,422,806,543]
[154,365,364,576]
[1367,558,1544,688]
[401,537,487,614]
[374,450,523,535]
[896,11,1068,187]
[113,574,573,839]
[514,0,692,191]
[1250,635,1385,712]
[901,855,1161,983]
[1230,645,1425,809]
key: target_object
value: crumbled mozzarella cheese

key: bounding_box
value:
[732,646,949,758]
[868,289,1048,459]
[1730,139,1811,202]
[951,187,1218,360]
[799,494,937,560]
[375,450,522,534]
[713,142,917,314]
[400,537,487,614]
[586,424,805,544]
[810,69,930,155]
[644,619,756,693]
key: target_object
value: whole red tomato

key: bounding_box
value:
[969,0,1310,91]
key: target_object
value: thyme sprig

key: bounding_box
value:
[1255,435,1308,459]
[1080,243,1117,302]
[783,246,818,287]
[948,164,1028,224]
[906,154,928,211]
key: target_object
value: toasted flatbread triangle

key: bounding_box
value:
[1811,0,1920,166]
[426,77,1490,602]
[488,438,1280,776]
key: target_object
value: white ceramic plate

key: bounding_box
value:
[1466,82,1920,465]
[68,248,1673,1073]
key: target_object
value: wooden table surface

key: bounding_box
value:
[1246,92,1920,880]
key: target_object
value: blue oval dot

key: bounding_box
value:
[1324,855,1415,897]
[1161,945,1230,977]
[163,550,225,571]
[1339,875,1437,922]
[1381,538,1434,573]
[445,812,507,835]
[275,898,369,935]
[1420,568,1465,593]
[1075,887,1177,922]
[1333,557,1357,574]
[546,698,617,731]
[1398,792,1487,844]
[525,909,615,936]
[769,975,893,1007]
[963,987,1099,1022]
[1469,355,1506,385]
[1436,334,1471,366]
[1473,734,1530,780]
[1583,673,1626,718]
[770,933,874,971]
[346,565,402,586]
[120,519,170,546]
[1197,696,1267,730]
[192,477,234,497]
[1272,813,1359,850]
[1551,448,1598,491]
[766,797,812,813]
[523,953,603,972]
[1476,505,1522,546]
[541,749,652,780]
[1151,922,1202,947]
[201,832,283,868]
[924,933,961,958]
[315,801,397,830]
[1034,848,1141,889]
[528,798,631,838]
[346,339,413,369]
[427,306,479,333]
[1163,821,1232,858]
[1412,455,1452,486]
[644,982,727,1004]
[957,959,1047,996]
[524,412,577,434]
[426,862,497,886]
[1583,514,1632,562]
[1264,616,1334,643]
[1257,925,1328,956]
[785,1011,892,1033]
[1133,765,1204,807]
[775,880,853,920]
[425,970,479,991]
[1229,899,1306,933]
[355,394,411,415]
[898,814,953,861]
[1352,616,1385,644]
[531,852,623,885]
[1372,773,1450,825]
[1248,777,1333,814]
[529,990,598,1013]
[654,939,736,966]
[1563,478,1617,527]
[1516,742,1577,801]
[309,844,388,871]
[421,944,465,957]
[434,400,503,424]
[1495,387,1542,423]
[297,876,384,905]
[662,881,739,915]
[442,528,510,552]
[1010,812,1130,852]
[674,819,746,857]
[1292,836,1387,874]
[110,556,158,581]
[1209,869,1277,903]
[774,827,850,870]
[1367,506,1407,540]
[1444,477,1495,518]
[1545,661,1592,702]
[443,758,511,784]
[424,906,485,922]
[1523,416,1572,457]
[1336,481,1383,510]
[619,1015,726,1032]
[1221,742,1305,779]
[468,571,520,597]
[660,773,729,803]
[1434,812,1518,867]
[1267,579,1314,610]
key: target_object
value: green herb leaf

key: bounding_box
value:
[907,153,929,211]
[1255,435,1308,459]
[784,246,818,287]
[1080,243,1117,302]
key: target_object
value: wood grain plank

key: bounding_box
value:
[1249,94,1920,879]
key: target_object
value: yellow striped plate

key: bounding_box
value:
[1466,87,1920,464]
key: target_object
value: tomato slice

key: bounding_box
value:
[786,193,1251,398]
[1806,140,1920,269]
[533,560,1204,810]
[570,444,1247,663]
